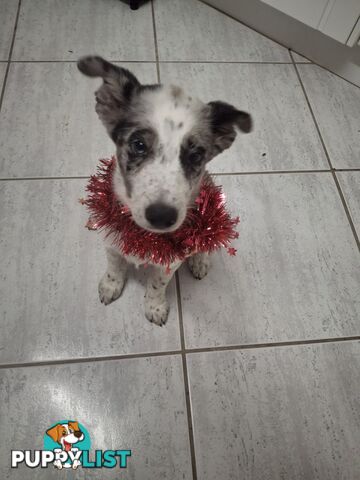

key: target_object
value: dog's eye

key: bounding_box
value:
[189,151,203,164]
[130,138,147,156]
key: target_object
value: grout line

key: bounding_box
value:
[200,0,360,91]
[0,175,91,181]
[0,175,90,181]
[332,171,360,250]
[0,170,334,182]
[0,169,357,183]
[175,272,198,480]
[290,51,333,172]
[0,350,182,370]
[8,59,157,64]
[186,336,360,355]
[6,60,298,65]
[150,0,161,83]
[160,60,294,64]
[212,169,331,176]
[4,60,298,65]
[0,0,22,113]
[291,53,360,251]
[288,48,312,64]
[1,335,359,370]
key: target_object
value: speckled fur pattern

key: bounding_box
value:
[78,56,252,325]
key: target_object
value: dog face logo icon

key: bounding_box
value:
[46,421,84,452]
[44,420,90,470]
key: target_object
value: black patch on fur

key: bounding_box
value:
[121,127,158,176]
[118,157,133,197]
[208,101,252,134]
[100,58,110,73]
[111,120,136,143]
[206,101,252,155]
[123,81,137,102]
[139,84,162,93]
[180,140,205,180]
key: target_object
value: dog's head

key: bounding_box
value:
[78,56,252,232]
[46,421,84,452]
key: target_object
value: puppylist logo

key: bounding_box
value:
[11,420,131,470]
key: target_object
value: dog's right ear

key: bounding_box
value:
[77,55,140,134]
[207,101,252,157]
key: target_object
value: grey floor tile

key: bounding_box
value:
[12,0,155,61]
[291,51,311,63]
[0,179,181,364]
[0,355,192,479]
[0,62,157,178]
[160,62,328,173]
[298,65,360,169]
[337,171,360,235]
[154,0,290,62]
[179,173,360,348]
[187,342,360,480]
[0,0,17,60]
[0,63,7,90]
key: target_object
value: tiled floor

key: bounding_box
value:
[0,0,359,479]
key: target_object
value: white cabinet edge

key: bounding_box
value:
[318,0,360,44]
[346,16,360,47]
[202,0,360,87]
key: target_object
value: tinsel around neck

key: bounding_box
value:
[81,157,239,269]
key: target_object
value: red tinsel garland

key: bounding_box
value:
[81,157,239,269]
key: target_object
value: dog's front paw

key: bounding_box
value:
[188,254,210,280]
[72,459,81,470]
[53,459,63,470]
[145,298,169,326]
[98,271,125,305]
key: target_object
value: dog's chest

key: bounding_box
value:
[104,235,184,270]
[123,252,183,271]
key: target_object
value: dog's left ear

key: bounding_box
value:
[77,55,141,136]
[207,101,252,156]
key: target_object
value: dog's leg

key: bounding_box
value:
[98,247,128,305]
[187,252,211,280]
[145,263,181,326]
[53,449,63,469]
[72,459,81,469]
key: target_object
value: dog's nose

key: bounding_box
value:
[74,431,83,439]
[145,203,178,230]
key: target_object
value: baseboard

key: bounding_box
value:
[202,0,360,88]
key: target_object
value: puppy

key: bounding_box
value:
[78,56,252,326]
[46,421,84,469]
